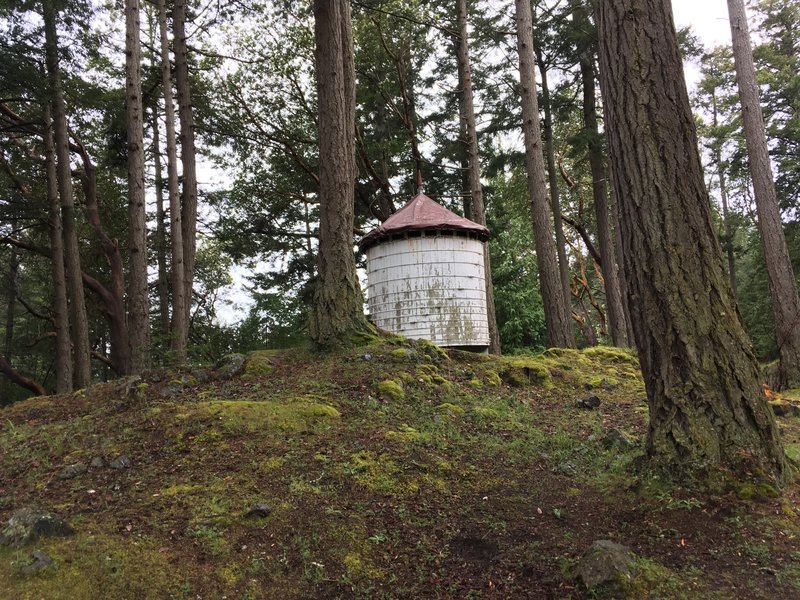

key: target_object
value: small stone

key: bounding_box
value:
[244,504,272,519]
[109,455,131,469]
[577,395,601,410]
[0,507,75,548]
[362,353,372,361]
[57,463,87,480]
[90,456,105,468]
[553,462,578,477]
[573,540,637,594]
[19,549,55,574]
[603,428,636,450]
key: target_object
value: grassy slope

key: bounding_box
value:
[1,339,799,599]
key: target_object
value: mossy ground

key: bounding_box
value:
[1,341,799,598]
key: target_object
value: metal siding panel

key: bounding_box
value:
[365,235,490,346]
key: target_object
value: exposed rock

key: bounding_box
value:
[769,400,800,418]
[218,353,247,380]
[191,368,212,385]
[577,395,601,410]
[603,428,636,450]
[244,504,272,519]
[553,462,578,477]
[573,540,638,596]
[159,384,184,399]
[90,456,105,468]
[0,507,75,548]
[109,455,131,469]
[57,463,87,480]
[115,375,143,399]
[19,549,55,574]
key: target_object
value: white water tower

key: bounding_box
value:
[359,193,490,350]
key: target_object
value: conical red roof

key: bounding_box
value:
[358,193,489,250]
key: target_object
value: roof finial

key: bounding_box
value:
[416,168,423,195]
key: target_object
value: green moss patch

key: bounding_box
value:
[175,399,340,433]
[376,380,404,401]
[243,350,280,378]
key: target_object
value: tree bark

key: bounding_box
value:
[43,0,92,388]
[158,0,188,363]
[126,0,150,372]
[514,0,574,348]
[152,109,171,338]
[42,106,72,393]
[310,0,371,348]
[726,0,800,388]
[173,0,198,330]
[535,46,572,323]
[596,0,788,482]
[75,142,131,375]
[4,239,18,357]
[711,88,738,297]
[455,0,501,354]
[577,36,629,347]
[0,355,46,397]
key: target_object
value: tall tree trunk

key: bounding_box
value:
[535,46,572,322]
[152,109,171,337]
[608,182,636,345]
[711,88,738,297]
[126,0,150,372]
[158,0,188,363]
[726,0,800,387]
[43,106,72,393]
[514,0,574,348]
[173,0,197,330]
[455,0,500,354]
[310,0,370,348]
[4,240,18,357]
[596,0,788,482]
[75,143,131,375]
[577,41,629,347]
[42,0,92,388]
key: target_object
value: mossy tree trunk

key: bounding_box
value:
[126,0,150,372]
[173,0,198,336]
[572,0,629,348]
[157,0,188,364]
[726,0,800,389]
[43,106,72,393]
[455,0,500,354]
[514,0,575,349]
[535,45,573,327]
[596,0,789,483]
[310,0,370,349]
[43,0,92,388]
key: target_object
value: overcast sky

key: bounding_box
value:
[672,0,732,48]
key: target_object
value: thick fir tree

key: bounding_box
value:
[596,0,789,482]
[309,0,371,348]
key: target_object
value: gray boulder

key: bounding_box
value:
[57,463,87,480]
[0,507,75,548]
[577,395,601,410]
[603,428,636,450]
[218,353,247,380]
[573,540,637,597]
[19,550,55,574]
